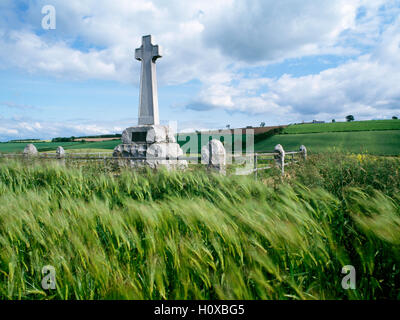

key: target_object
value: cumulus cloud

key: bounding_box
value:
[0,0,231,84]
[0,116,134,142]
[0,0,377,83]
[186,12,400,122]
[0,0,399,140]
[0,30,132,81]
[203,0,360,63]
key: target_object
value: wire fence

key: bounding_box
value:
[0,145,307,177]
[233,148,306,177]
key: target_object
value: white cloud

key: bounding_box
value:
[0,0,231,84]
[0,0,379,83]
[0,0,399,140]
[0,128,18,135]
[0,30,130,81]
[0,117,133,141]
[188,17,400,122]
[202,0,360,63]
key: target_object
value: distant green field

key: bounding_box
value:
[177,129,400,155]
[284,120,400,134]
[256,130,400,155]
[0,140,121,153]
[43,148,113,154]
[2,120,400,156]
[177,132,247,154]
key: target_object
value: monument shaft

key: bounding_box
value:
[135,35,161,125]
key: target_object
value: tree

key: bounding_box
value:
[393,116,398,120]
[332,119,336,123]
[346,115,354,122]
[260,122,266,127]
[226,124,230,129]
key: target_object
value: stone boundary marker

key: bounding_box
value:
[23,144,38,156]
[56,146,66,165]
[201,139,226,174]
[56,146,65,158]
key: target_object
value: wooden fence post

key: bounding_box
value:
[208,141,212,167]
[274,144,285,176]
[300,145,307,161]
[254,153,258,180]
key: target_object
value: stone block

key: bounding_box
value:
[113,143,147,158]
[146,142,187,170]
[122,126,151,144]
[146,125,167,143]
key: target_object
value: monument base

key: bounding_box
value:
[113,125,188,170]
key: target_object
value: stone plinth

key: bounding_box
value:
[114,125,187,170]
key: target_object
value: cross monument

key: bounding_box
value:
[114,35,187,170]
[135,35,161,125]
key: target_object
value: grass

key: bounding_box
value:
[255,130,400,155]
[284,120,400,134]
[2,120,400,157]
[41,148,113,154]
[0,140,121,153]
[0,153,399,299]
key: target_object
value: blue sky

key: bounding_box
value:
[0,0,399,141]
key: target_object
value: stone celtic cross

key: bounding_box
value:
[135,35,161,125]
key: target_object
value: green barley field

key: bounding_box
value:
[0,153,400,299]
[283,120,400,134]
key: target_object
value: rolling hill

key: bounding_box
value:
[1,119,399,155]
[255,130,400,155]
[283,119,400,134]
